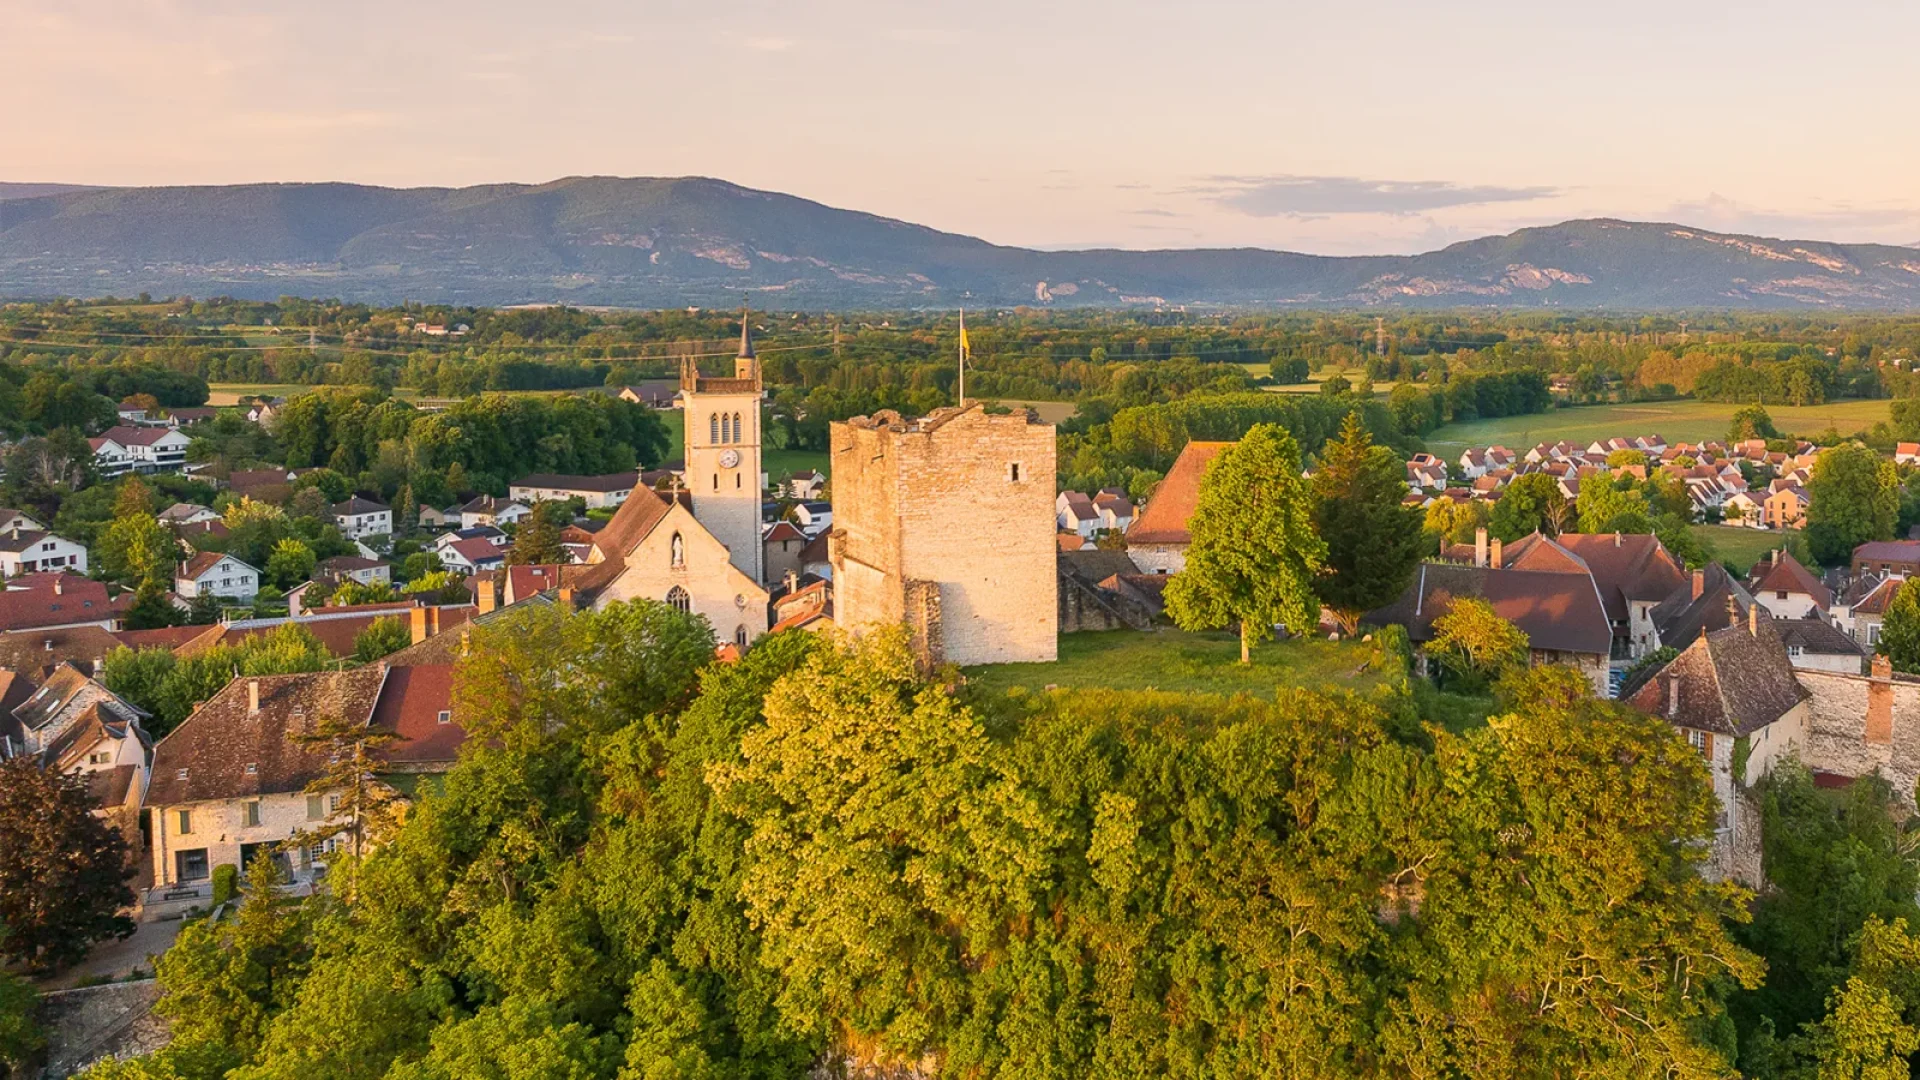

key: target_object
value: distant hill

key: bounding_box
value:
[0,182,102,201]
[2,176,1918,309]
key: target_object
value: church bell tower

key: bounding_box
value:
[681,309,765,584]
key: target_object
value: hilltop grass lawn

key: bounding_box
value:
[1424,399,1893,457]
[962,628,1395,700]
[1691,523,1810,573]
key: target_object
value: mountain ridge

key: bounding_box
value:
[2,175,1917,309]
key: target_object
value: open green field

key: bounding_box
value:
[206,383,315,406]
[963,629,1393,700]
[1234,362,1405,396]
[1691,524,1809,573]
[1424,399,1893,457]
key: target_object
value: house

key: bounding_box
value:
[435,526,508,553]
[1364,562,1615,696]
[1897,442,1920,466]
[88,435,132,478]
[0,528,89,577]
[1775,618,1868,674]
[509,472,642,510]
[246,399,285,428]
[0,573,118,633]
[763,521,808,587]
[332,497,393,540]
[1127,441,1231,574]
[92,425,191,474]
[1748,549,1831,620]
[157,502,220,527]
[227,469,303,502]
[1625,609,1812,882]
[799,531,831,582]
[1094,489,1135,533]
[416,504,456,529]
[315,555,392,587]
[161,407,217,428]
[0,660,148,763]
[615,381,680,409]
[141,666,441,896]
[170,520,231,552]
[1834,574,1901,650]
[1503,531,1688,662]
[458,495,533,529]
[1056,491,1101,538]
[1852,540,1920,579]
[1763,485,1809,529]
[784,470,826,500]
[1057,549,1160,632]
[0,509,42,535]
[792,501,833,534]
[768,575,834,635]
[1457,449,1490,479]
[439,537,508,574]
[1722,491,1765,528]
[116,400,150,424]
[175,552,261,602]
[1645,566,1755,658]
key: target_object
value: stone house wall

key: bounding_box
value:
[149,789,336,891]
[1797,668,1920,808]
[593,502,770,646]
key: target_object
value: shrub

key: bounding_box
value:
[211,864,239,908]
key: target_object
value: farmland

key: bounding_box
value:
[1424,399,1893,457]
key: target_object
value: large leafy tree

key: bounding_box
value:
[0,970,43,1074]
[1489,471,1566,540]
[1807,442,1898,566]
[1878,577,1920,675]
[1729,404,1781,442]
[1426,595,1530,691]
[1164,424,1327,663]
[0,759,135,971]
[1311,413,1423,634]
[1576,477,1652,534]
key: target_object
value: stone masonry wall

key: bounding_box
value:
[1798,669,1920,808]
[36,980,168,1078]
[832,408,1058,666]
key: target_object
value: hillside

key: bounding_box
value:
[1,175,1918,309]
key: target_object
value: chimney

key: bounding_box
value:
[785,569,799,594]
[1874,653,1893,680]
[410,605,429,645]
[43,638,53,651]
[558,585,576,610]
[1490,537,1503,568]
[1749,603,1760,637]
[1475,527,1489,568]
[476,577,496,615]
[1692,570,1705,600]
[1773,548,1783,567]
[247,679,260,715]
[53,576,62,595]
[1668,675,1679,718]
[1614,531,1623,548]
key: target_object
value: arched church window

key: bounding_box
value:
[734,625,748,649]
[732,412,743,442]
[710,414,721,444]
[670,532,684,568]
[667,586,690,613]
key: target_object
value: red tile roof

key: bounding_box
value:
[146,667,388,805]
[369,664,463,766]
[1128,441,1232,546]
[1750,550,1832,609]
[0,574,115,632]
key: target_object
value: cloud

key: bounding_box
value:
[1189,174,1559,217]
[1662,192,1920,240]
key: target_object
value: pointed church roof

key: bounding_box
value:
[737,308,755,359]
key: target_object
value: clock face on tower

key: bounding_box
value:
[718,449,741,469]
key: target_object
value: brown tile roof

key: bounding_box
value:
[1626,617,1809,737]
[0,625,123,678]
[146,666,388,805]
[369,664,463,767]
[177,551,231,580]
[1056,533,1086,552]
[1850,576,1904,617]
[763,521,806,545]
[45,700,149,773]
[1545,533,1688,624]
[316,555,388,573]
[1776,616,1866,658]
[1854,541,1920,564]
[1750,551,1832,609]
[1364,562,1614,657]
[0,575,115,633]
[86,764,140,808]
[591,487,681,562]
[1129,441,1232,546]
[98,424,183,447]
[113,625,213,652]
[445,537,507,566]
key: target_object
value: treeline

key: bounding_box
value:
[90,605,1773,1079]
[0,360,208,438]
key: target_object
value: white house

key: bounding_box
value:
[0,529,89,577]
[458,495,533,529]
[1898,442,1920,466]
[1056,491,1101,537]
[331,497,393,540]
[92,425,191,474]
[1750,550,1831,621]
[1094,489,1135,533]
[1722,491,1765,529]
[792,501,833,534]
[784,470,826,500]
[157,503,221,527]
[315,555,391,587]
[509,472,640,510]
[0,508,43,535]
[439,537,507,574]
[175,552,261,602]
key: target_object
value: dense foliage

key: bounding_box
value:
[0,758,135,971]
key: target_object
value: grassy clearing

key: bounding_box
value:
[1425,399,1893,457]
[1692,524,1808,573]
[205,382,314,406]
[962,628,1394,700]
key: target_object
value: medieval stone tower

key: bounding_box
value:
[682,312,765,584]
[829,403,1057,666]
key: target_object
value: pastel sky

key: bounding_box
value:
[7,0,1919,254]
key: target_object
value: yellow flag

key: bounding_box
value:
[958,320,969,356]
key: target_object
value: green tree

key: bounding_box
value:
[352,617,410,663]
[1576,479,1652,534]
[1790,917,1920,1080]
[264,538,317,590]
[1426,596,1530,691]
[1877,577,1920,675]
[151,857,310,1063]
[0,970,44,1074]
[291,718,404,901]
[0,758,135,971]
[1730,404,1782,442]
[1806,443,1899,566]
[326,579,397,606]
[1489,471,1566,540]
[1164,425,1327,662]
[1311,413,1422,634]
[505,502,567,566]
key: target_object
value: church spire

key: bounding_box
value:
[736,307,755,360]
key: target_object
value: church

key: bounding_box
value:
[571,315,771,647]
